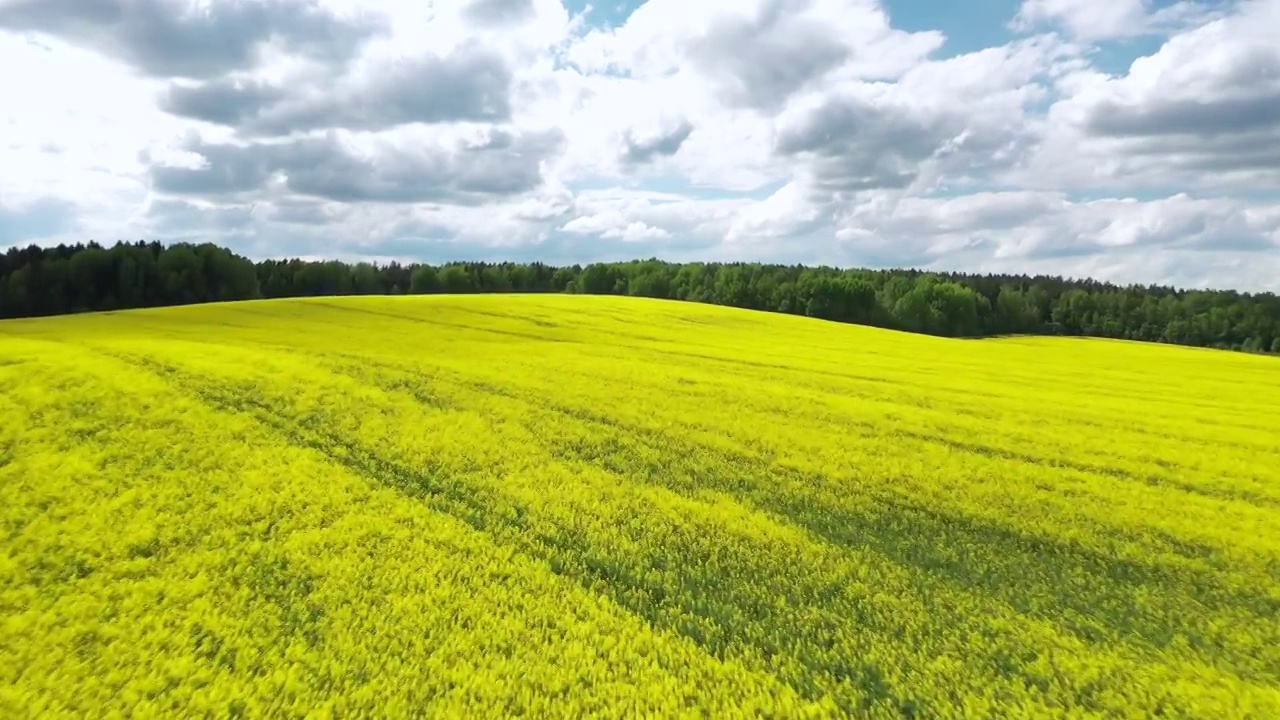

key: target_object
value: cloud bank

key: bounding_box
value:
[1,0,1277,291]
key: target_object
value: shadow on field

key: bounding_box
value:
[328,355,1280,684]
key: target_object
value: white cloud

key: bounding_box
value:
[833,190,1280,268]
[603,221,671,242]
[726,182,823,245]
[1011,0,1220,41]
[1017,0,1280,191]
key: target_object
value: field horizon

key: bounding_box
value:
[12,291,1279,353]
[3,294,1279,718]
[6,240,1280,356]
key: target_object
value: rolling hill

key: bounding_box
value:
[2,295,1278,718]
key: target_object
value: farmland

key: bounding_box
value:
[1,294,1279,718]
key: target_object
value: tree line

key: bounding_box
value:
[2,240,1278,354]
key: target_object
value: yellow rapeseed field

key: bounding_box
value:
[1,294,1278,719]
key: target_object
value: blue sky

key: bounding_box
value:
[882,0,1023,55]
[566,1,645,27]
[1,0,1277,291]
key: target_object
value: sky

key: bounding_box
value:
[1,0,1278,291]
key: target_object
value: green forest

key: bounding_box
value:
[2,240,1278,353]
